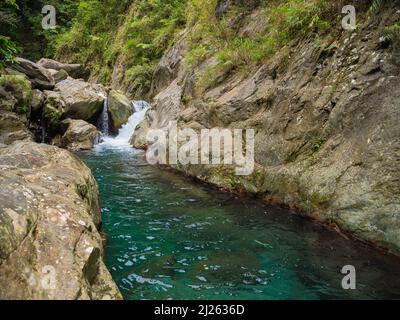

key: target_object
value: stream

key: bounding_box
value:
[79,102,400,300]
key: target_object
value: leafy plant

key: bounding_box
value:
[0,36,19,69]
[384,23,400,42]
[369,0,384,14]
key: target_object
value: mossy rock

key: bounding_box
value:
[0,75,32,115]
[107,90,134,133]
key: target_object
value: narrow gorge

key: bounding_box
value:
[0,0,399,300]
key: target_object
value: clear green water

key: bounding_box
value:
[80,147,400,300]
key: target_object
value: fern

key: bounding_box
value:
[384,23,400,41]
[369,0,383,14]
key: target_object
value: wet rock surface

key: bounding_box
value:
[107,89,134,132]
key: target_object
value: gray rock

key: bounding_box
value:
[30,89,45,113]
[107,90,134,132]
[57,119,102,151]
[11,57,55,90]
[43,79,104,126]
[0,141,122,300]
[37,58,87,79]
[48,68,69,83]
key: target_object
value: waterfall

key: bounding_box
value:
[96,100,150,150]
[97,92,109,136]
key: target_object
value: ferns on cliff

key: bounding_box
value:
[122,0,187,95]
[186,0,334,82]
[369,0,383,13]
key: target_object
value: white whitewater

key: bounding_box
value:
[96,100,150,151]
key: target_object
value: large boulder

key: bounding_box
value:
[55,79,104,122]
[37,58,87,80]
[57,119,102,151]
[0,141,122,300]
[11,57,55,90]
[42,79,104,134]
[107,90,134,132]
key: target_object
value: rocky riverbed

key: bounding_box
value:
[0,57,133,299]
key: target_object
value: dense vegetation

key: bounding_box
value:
[0,0,79,62]
[55,0,187,96]
[0,0,393,95]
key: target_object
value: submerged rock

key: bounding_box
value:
[107,89,134,132]
[0,141,122,300]
[57,119,102,151]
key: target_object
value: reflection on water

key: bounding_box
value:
[80,148,400,300]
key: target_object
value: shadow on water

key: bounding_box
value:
[79,147,400,300]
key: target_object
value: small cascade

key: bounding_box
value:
[96,100,150,150]
[97,92,110,136]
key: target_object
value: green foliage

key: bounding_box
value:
[0,74,32,113]
[187,0,335,90]
[54,0,130,80]
[369,0,384,14]
[53,0,187,94]
[0,0,81,60]
[122,0,187,94]
[124,64,154,99]
[384,23,400,41]
[0,74,31,93]
[0,36,19,69]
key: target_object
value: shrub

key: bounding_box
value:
[0,36,19,69]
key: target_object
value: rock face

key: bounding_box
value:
[107,90,134,132]
[11,57,55,90]
[133,4,400,254]
[0,75,33,144]
[37,58,87,80]
[57,119,102,151]
[0,141,122,300]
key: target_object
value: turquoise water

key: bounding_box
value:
[80,147,400,300]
